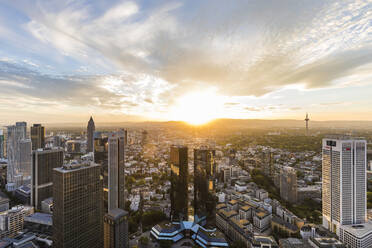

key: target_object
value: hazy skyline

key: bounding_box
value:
[0,0,371,124]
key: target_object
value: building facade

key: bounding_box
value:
[31,148,64,210]
[53,163,103,248]
[322,137,367,235]
[194,149,217,227]
[170,145,188,222]
[104,208,129,248]
[30,124,45,150]
[94,132,109,210]
[280,166,297,204]
[87,116,95,153]
[108,131,125,212]
[6,122,27,191]
[0,130,4,158]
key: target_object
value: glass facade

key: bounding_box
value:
[170,145,188,222]
[194,149,217,227]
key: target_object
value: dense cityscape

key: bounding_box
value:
[0,117,371,247]
[0,0,371,247]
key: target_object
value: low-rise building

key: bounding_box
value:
[308,237,344,248]
[279,238,312,248]
[251,235,278,248]
[339,222,372,248]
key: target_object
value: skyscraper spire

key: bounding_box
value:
[305,113,310,135]
[87,116,95,152]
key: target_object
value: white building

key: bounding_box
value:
[322,137,367,236]
[6,122,27,191]
[340,222,372,248]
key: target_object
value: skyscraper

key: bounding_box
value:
[30,124,45,150]
[19,139,32,184]
[280,166,297,204]
[322,136,367,235]
[170,145,188,222]
[104,208,129,248]
[31,148,64,210]
[0,130,4,158]
[6,122,27,191]
[87,116,95,153]
[53,163,103,248]
[94,132,109,210]
[194,148,217,226]
[105,131,128,248]
[108,131,125,211]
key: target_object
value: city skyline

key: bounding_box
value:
[0,1,371,124]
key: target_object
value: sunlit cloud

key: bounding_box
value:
[0,0,371,122]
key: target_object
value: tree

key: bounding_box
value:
[159,240,172,248]
[139,236,149,247]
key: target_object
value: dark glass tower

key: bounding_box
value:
[170,145,188,222]
[194,149,217,227]
[94,132,109,211]
[30,124,45,150]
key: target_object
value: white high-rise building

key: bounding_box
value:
[322,136,367,236]
[6,122,27,191]
[108,130,125,212]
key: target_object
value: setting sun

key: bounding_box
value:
[170,91,223,125]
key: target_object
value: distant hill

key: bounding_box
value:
[27,118,372,130]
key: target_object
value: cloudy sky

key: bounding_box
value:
[0,0,371,124]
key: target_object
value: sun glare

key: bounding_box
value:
[170,90,223,125]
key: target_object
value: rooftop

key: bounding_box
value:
[54,162,98,173]
[340,221,372,238]
[24,213,52,226]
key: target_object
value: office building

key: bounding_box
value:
[322,137,367,235]
[194,148,217,226]
[53,163,103,248]
[339,222,372,248]
[0,205,34,238]
[280,166,297,204]
[53,135,62,148]
[87,116,95,152]
[94,132,109,210]
[108,131,125,212]
[103,208,129,248]
[0,130,4,158]
[105,131,128,248]
[30,124,45,150]
[170,145,188,222]
[19,139,31,184]
[66,140,81,153]
[6,122,27,191]
[31,148,64,210]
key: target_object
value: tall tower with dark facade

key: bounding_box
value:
[53,163,103,248]
[30,124,45,150]
[194,149,217,227]
[87,116,95,153]
[170,145,188,222]
[94,132,109,210]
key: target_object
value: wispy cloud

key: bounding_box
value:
[0,0,371,121]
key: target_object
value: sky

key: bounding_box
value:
[0,0,371,124]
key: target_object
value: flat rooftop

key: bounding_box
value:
[340,222,372,238]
